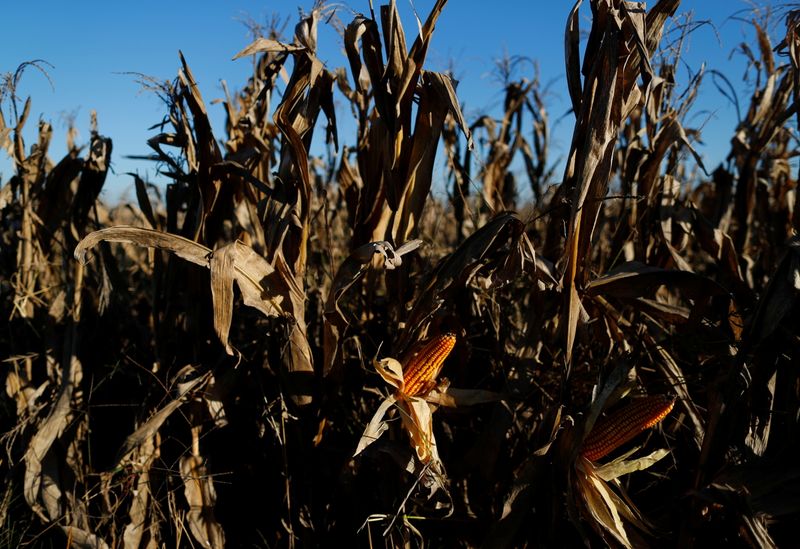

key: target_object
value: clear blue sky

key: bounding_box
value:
[0,1,780,201]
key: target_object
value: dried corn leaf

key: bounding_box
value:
[391,71,471,243]
[232,38,305,58]
[574,466,631,548]
[122,436,158,549]
[354,394,398,457]
[23,353,82,522]
[585,261,728,301]
[210,246,237,355]
[393,0,448,118]
[274,253,314,405]
[594,448,670,481]
[75,227,290,353]
[115,371,210,467]
[177,52,223,228]
[180,454,225,549]
[74,226,210,267]
[131,173,157,230]
[564,0,583,113]
[374,356,405,390]
[399,396,440,465]
[423,387,505,408]
[62,526,111,549]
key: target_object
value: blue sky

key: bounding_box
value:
[0,1,779,201]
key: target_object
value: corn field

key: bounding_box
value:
[1,1,799,547]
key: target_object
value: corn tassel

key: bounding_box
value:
[402,333,457,396]
[581,395,675,461]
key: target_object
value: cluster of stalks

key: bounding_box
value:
[1,1,799,547]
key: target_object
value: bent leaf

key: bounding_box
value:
[595,448,671,481]
[354,394,397,457]
[75,227,287,354]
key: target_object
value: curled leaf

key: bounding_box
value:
[354,394,397,457]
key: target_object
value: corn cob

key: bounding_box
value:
[581,395,675,461]
[402,333,457,396]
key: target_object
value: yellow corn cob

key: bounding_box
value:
[581,395,675,461]
[402,333,457,396]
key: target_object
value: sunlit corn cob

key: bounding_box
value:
[581,395,675,461]
[402,333,457,397]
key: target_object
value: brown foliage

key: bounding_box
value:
[1,2,800,547]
